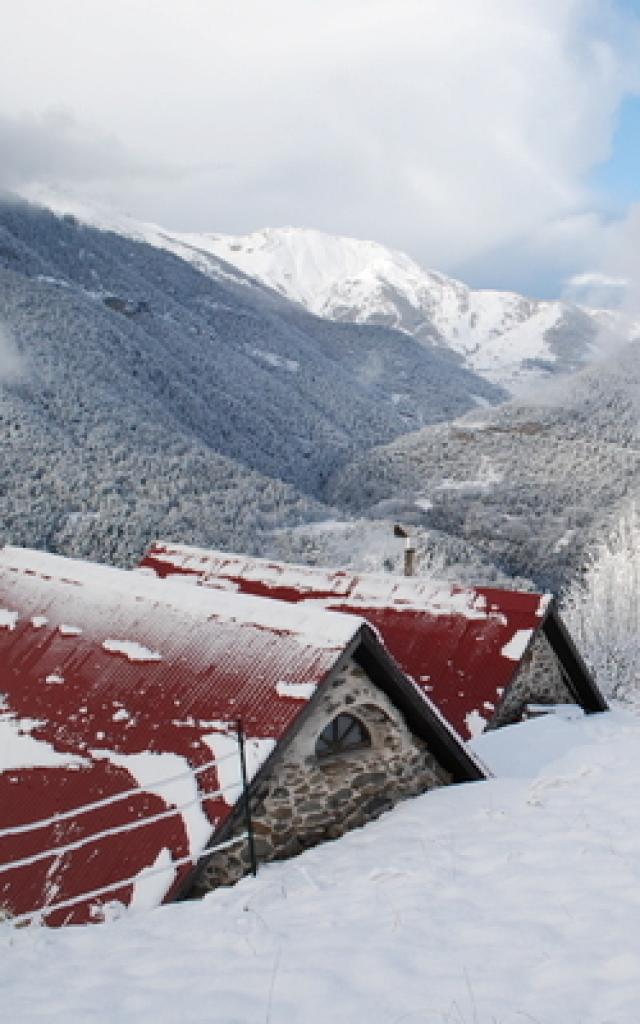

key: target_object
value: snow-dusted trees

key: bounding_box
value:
[562,502,640,700]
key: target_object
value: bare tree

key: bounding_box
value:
[562,501,640,700]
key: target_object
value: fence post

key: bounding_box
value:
[236,720,258,877]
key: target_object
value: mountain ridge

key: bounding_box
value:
[180,225,633,393]
[18,189,630,394]
[0,196,503,567]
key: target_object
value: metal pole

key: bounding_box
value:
[236,719,258,877]
[404,543,416,577]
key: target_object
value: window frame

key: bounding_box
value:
[315,712,371,759]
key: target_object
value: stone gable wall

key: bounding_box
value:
[192,657,451,895]
[489,628,576,728]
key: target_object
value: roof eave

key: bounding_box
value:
[353,624,488,783]
[541,600,608,714]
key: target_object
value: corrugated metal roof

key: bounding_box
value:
[0,546,365,925]
[140,542,554,742]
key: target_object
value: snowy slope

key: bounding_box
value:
[19,189,626,394]
[326,329,640,593]
[190,227,630,393]
[0,197,507,567]
[3,708,640,1023]
[10,190,639,589]
[17,186,258,294]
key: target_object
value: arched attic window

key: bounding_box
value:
[315,713,371,758]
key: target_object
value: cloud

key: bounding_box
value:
[0,324,23,382]
[0,110,186,192]
[564,271,629,309]
[594,204,640,316]
[558,201,640,316]
[0,1,639,292]
[454,211,615,297]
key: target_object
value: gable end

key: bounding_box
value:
[183,625,485,898]
[353,626,486,783]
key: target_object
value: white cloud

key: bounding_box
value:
[595,205,640,316]
[0,110,188,190]
[564,270,629,308]
[0,324,23,382]
[1,1,639,291]
[559,203,640,313]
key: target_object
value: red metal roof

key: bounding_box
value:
[140,542,554,742]
[0,546,365,925]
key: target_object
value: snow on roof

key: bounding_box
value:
[137,541,506,618]
[0,546,362,651]
[140,541,555,741]
[0,546,367,925]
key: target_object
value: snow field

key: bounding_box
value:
[2,709,640,1022]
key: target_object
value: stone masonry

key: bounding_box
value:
[489,627,577,728]
[191,657,451,895]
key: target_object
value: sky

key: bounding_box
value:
[2,0,640,299]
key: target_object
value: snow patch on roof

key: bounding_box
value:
[203,732,276,807]
[0,546,361,652]
[129,848,176,913]
[0,608,18,630]
[102,640,162,663]
[276,681,317,700]
[501,629,534,661]
[464,709,487,738]
[44,674,65,686]
[200,577,239,593]
[0,713,88,771]
[536,594,552,617]
[171,717,235,731]
[31,615,48,628]
[90,749,213,860]
[414,497,433,511]
[146,543,494,621]
[59,624,83,636]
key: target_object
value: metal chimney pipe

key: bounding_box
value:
[404,539,416,578]
[394,524,417,577]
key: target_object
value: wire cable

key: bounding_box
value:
[8,832,249,927]
[0,782,241,876]
[0,746,240,841]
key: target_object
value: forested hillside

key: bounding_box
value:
[2,196,639,602]
[0,198,502,565]
[326,342,640,592]
[191,225,632,393]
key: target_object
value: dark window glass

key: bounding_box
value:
[315,714,371,758]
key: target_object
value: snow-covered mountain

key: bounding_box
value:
[9,189,640,590]
[326,332,640,593]
[190,227,632,393]
[0,196,505,567]
[20,189,633,394]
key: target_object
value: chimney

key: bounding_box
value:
[393,524,417,577]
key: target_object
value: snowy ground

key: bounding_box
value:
[3,708,640,1023]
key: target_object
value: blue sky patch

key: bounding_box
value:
[589,95,640,211]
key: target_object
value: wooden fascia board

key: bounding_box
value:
[353,625,487,783]
[541,601,608,714]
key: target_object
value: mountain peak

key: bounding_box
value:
[195,226,621,392]
[15,193,631,392]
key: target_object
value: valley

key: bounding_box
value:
[1,194,639,601]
